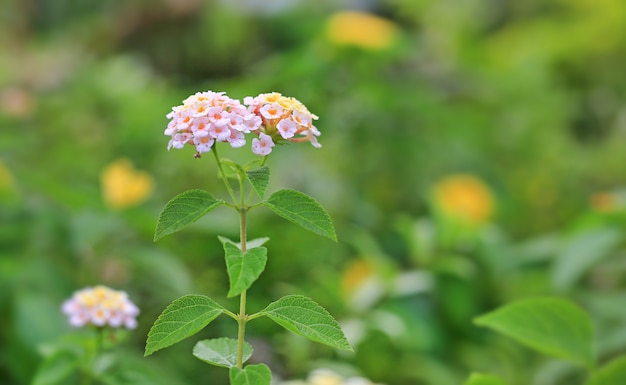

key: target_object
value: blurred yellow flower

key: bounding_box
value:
[341,259,375,296]
[590,191,626,213]
[431,174,495,226]
[325,11,397,50]
[308,370,343,385]
[0,160,15,193]
[101,158,154,210]
[590,192,616,212]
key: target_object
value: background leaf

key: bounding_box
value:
[464,372,508,385]
[229,364,272,385]
[474,297,595,367]
[154,189,224,241]
[552,228,622,292]
[193,337,253,368]
[145,295,224,356]
[263,189,336,241]
[585,356,626,385]
[31,348,81,385]
[261,295,352,351]
[223,243,267,297]
[246,166,269,198]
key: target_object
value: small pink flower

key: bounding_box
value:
[227,130,246,148]
[277,118,297,139]
[194,135,215,153]
[259,103,284,120]
[251,133,275,156]
[242,114,262,133]
[208,124,231,142]
[191,117,211,137]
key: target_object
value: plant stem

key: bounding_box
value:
[212,144,238,204]
[96,327,104,357]
[236,206,248,368]
[236,290,247,368]
[81,327,104,385]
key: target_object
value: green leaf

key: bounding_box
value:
[223,243,267,298]
[260,295,352,351]
[464,372,508,385]
[154,190,224,241]
[218,236,270,250]
[585,356,626,385]
[474,297,594,367]
[246,166,270,198]
[229,364,272,385]
[145,295,225,356]
[264,189,336,241]
[193,337,253,368]
[32,348,81,385]
[221,159,246,180]
[552,228,622,291]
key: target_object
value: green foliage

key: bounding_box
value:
[261,295,352,351]
[229,364,272,385]
[246,166,270,198]
[263,189,337,241]
[552,228,622,291]
[145,295,225,356]
[193,338,253,368]
[5,0,626,384]
[154,190,224,241]
[32,347,81,385]
[223,242,267,298]
[464,373,508,385]
[585,357,626,385]
[474,297,595,368]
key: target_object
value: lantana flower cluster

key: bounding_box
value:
[165,91,320,157]
[61,285,139,329]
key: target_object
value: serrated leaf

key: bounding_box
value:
[154,190,224,241]
[474,297,594,367]
[193,338,253,368]
[224,243,267,297]
[218,236,270,250]
[145,295,224,356]
[264,189,336,241]
[464,373,508,385]
[229,364,272,385]
[246,166,270,198]
[261,295,352,351]
[585,356,626,385]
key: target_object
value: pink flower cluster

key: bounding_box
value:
[164,91,320,157]
[62,286,139,329]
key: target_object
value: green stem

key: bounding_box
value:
[96,327,104,357]
[81,327,104,385]
[212,144,238,204]
[236,207,248,368]
[236,290,247,368]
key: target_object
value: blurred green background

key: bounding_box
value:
[2,0,626,384]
